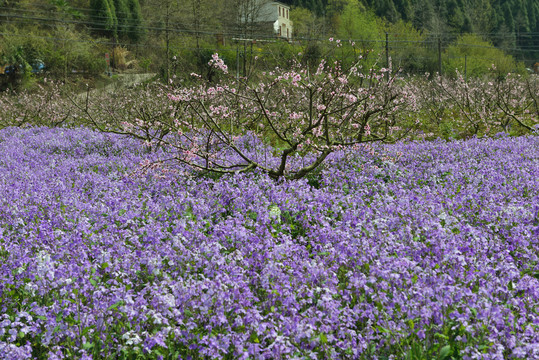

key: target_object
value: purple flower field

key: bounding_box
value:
[0,127,538,359]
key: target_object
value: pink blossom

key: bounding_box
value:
[208,53,228,74]
[289,112,301,120]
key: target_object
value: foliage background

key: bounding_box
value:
[0,0,537,90]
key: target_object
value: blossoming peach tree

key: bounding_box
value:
[491,72,539,133]
[0,81,75,128]
[119,53,419,180]
[409,71,539,139]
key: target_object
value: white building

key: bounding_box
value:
[255,1,293,40]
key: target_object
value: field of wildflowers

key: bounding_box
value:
[0,126,538,359]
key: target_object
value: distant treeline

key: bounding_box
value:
[0,0,537,91]
[283,0,539,61]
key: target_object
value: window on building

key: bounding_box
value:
[287,9,289,19]
[279,7,281,16]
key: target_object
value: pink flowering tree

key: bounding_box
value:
[492,73,539,133]
[436,73,499,137]
[0,81,75,128]
[142,53,419,180]
[410,71,539,138]
[70,82,182,152]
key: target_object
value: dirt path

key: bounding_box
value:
[101,73,156,92]
[76,73,156,99]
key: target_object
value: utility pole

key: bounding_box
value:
[385,32,389,80]
[165,3,170,83]
[464,55,467,82]
[438,37,442,76]
[236,43,240,81]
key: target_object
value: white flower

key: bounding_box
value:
[122,330,142,345]
[269,204,281,223]
[160,293,176,308]
[36,250,55,281]
[24,283,38,296]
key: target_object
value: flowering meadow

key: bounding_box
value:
[0,126,538,359]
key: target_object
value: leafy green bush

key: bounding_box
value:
[443,34,522,78]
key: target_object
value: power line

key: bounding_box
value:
[0,14,296,41]
[3,3,539,37]
[2,6,539,39]
[1,30,536,65]
[2,15,538,52]
[0,6,253,35]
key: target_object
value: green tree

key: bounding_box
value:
[394,0,413,21]
[113,0,130,39]
[90,0,117,38]
[333,0,385,68]
[312,0,325,16]
[90,0,143,42]
[388,20,431,73]
[446,0,467,33]
[463,0,494,34]
[502,2,515,33]
[373,0,400,22]
[126,0,145,42]
[529,2,539,61]
[411,0,434,31]
[443,33,519,78]
[336,1,383,41]
[326,0,350,23]
[290,6,323,39]
[513,0,531,52]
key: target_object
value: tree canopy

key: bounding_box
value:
[281,0,538,63]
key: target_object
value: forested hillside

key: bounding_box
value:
[0,0,537,90]
[285,0,539,61]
